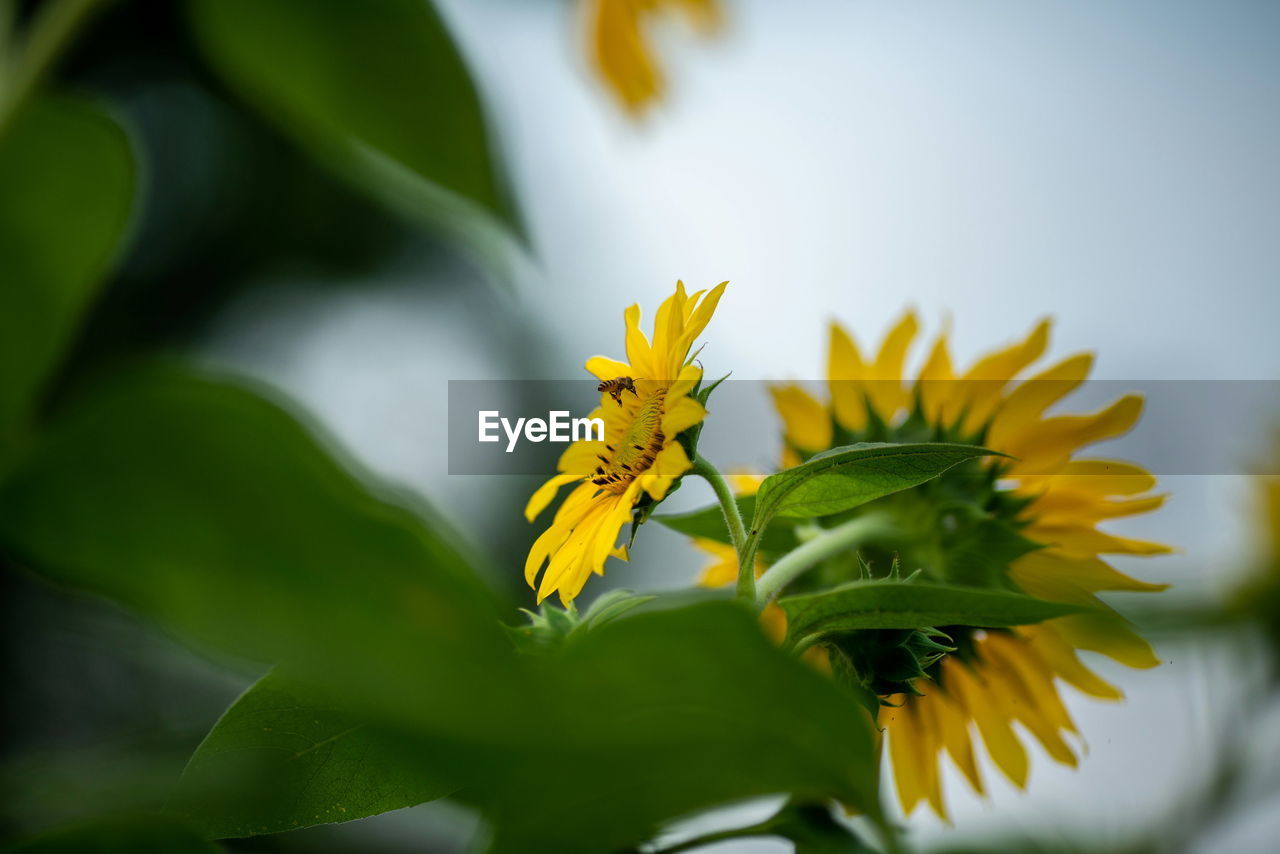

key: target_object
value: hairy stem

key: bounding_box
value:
[755,513,893,602]
[691,454,751,599]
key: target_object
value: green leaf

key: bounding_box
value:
[779,580,1088,650]
[3,814,219,853]
[0,96,133,452]
[476,601,882,854]
[173,671,455,838]
[656,495,754,541]
[187,0,522,263]
[0,365,525,741]
[753,442,1001,522]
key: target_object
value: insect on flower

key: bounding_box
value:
[597,376,639,405]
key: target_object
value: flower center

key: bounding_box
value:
[591,389,666,494]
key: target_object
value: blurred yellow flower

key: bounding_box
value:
[525,281,727,605]
[585,0,722,114]
[773,313,1170,818]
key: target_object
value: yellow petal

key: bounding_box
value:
[588,0,662,113]
[1052,612,1161,669]
[1011,458,1155,498]
[526,521,572,587]
[964,318,1051,381]
[957,319,1050,435]
[827,321,867,432]
[867,311,919,419]
[668,361,703,400]
[917,332,956,425]
[1010,550,1168,595]
[623,302,655,379]
[945,659,1028,788]
[912,689,949,819]
[979,639,1077,767]
[1020,624,1123,700]
[1025,523,1173,558]
[884,699,924,814]
[672,281,727,362]
[727,471,764,496]
[769,384,832,452]
[651,280,688,362]
[1028,490,1167,524]
[661,395,706,438]
[987,353,1094,450]
[694,537,739,587]
[585,355,634,382]
[673,0,723,32]
[525,473,582,521]
[931,685,984,796]
[1007,395,1145,474]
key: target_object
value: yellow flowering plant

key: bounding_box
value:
[583,0,723,114]
[652,310,1171,828]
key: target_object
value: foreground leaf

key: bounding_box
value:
[188,0,521,261]
[0,96,133,451]
[0,366,525,742]
[476,601,882,854]
[4,814,218,853]
[174,671,455,838]
[779,580,1087,650]
[753,443,1000,523]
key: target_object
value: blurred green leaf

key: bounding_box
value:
[0,96,133,454]
[754,443,1000,522]
[0,366,527,741]
[772,803,875,853]
[478,601,882,854]
[3,814,218,853]
[779,580,1087,650]
[186,0,522,264]
[173,670,455,838]
[0,369,886,848]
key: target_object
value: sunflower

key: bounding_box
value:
[525,281,727,605]
[584,0,722,115]
[763,312,1170,818]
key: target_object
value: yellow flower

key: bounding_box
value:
[525,281,727,605]
[771,312,1170,818]
[584,0,723,115]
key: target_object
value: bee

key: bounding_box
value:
[597,376,638,405]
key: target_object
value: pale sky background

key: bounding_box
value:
[204,0,1280,850]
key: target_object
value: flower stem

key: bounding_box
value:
[755,513,893,602]
[0,0,107,137]
[691,454,752,599]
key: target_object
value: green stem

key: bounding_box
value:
[737,527,760,603]
[0,0,107,137]
[755,513,893,603]
[691,455,745,553]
